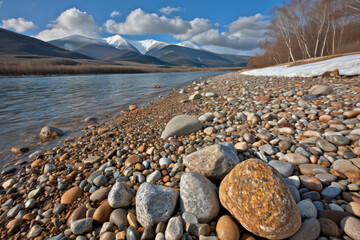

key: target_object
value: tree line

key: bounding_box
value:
[247,0,360,68]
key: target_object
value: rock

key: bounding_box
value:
[44,164,56,174]
[283,153,309,165]
[71,218,93,235]
[346,202,360,217]
[129,105,137,111]
[93,175,107,187]
[183,143,239,180]
[316,139,337,152]
[198,113,215,122]
[318,218,341,238]
[67,205,87,227]
[39,125,64,141]
[161,115,202,139]
[326,135,350,146]
[315,173,337,185]
[100,232,115,240]
[165,216,183,240]
[61,187,83,204]
[290,218,320,240]
[332,159,360,179]
[189,93,201,100]
[299,175,323,192]
[146,170,161,183]
[299,164,329,176]
[216,215,241,240]
[219,159,301,239]
[93,201,112,224]
[90,187,110,202]
[268,160,294,177]
[110,208,128,226]
[288,185,301,203]
[108,182,136,208]
[136,182,179,227]
[321,186,341,198]
[126,226,140,240]
[341,217,360,240]
[1,166,16,176]
[27,225,44,238]
[309,85,333,96]
[259,144,278,155]
[297,200,317,220]
[84,156,102,164]
[180,172,220,223]
[318,210,352,226]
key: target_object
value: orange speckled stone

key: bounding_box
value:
[219,159,301,239]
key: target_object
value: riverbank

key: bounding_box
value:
[0,57,243,76]
[1,72,360,239]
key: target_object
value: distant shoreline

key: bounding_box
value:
[0,56,244,77]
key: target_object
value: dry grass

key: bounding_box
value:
[0,56,244,76]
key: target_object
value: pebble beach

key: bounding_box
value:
[1,71,360,240]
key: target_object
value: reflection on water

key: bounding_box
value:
[0,71,227,166]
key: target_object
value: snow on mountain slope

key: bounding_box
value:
[104,35,139,53]
[131,39,170,54]
[176,41,202,50]
[242,54,360,77]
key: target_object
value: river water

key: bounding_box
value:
[0,71,227,166]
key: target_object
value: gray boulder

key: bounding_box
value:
[183,143,239,180]
[309,85,333,96]
[39,125,64,141]
[108,182,136,208]
[180,172,219,223]
[136,182,179,227]
[161,115,202,139]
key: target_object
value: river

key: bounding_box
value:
[0,71,228,167]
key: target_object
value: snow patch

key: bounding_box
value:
[176,41,202,50]
[242,54,360,77]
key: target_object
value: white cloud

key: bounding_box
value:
[35,8,100,41]
[173,13,270,51]
[0,1,3,8]
[104,8,190,35]
[110,10,120,18]
[229,14,269,33]
[159,6,181,15]
[173,18,212,40]
[1,18,37,32]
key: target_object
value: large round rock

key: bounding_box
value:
[108,182,136,208]
[136,182,179,227]
[161,115,202,139]
[183,143,239,180]
[219,159,301,239]
[180,172,220,223]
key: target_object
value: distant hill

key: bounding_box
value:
[105,34,249,67]
[49,35,169,65]
[0,28,90,59]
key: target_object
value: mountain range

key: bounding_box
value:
[0,28,249,68]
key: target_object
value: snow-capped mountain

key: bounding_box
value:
[176,41,202,50]
[103,35,139,53]
[48,34,249,67]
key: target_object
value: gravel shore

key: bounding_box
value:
[1,72,360,240]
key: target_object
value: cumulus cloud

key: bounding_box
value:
[110,10,120,18]
[174,18,212,40]
[35,8,100,41]
[104,8,190,35]
[173,13,270,51]
[1,18,38,32]
[159,6,181,15]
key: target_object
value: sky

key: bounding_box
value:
[0,0,285,55]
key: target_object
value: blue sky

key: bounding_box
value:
[0,0,285,55]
